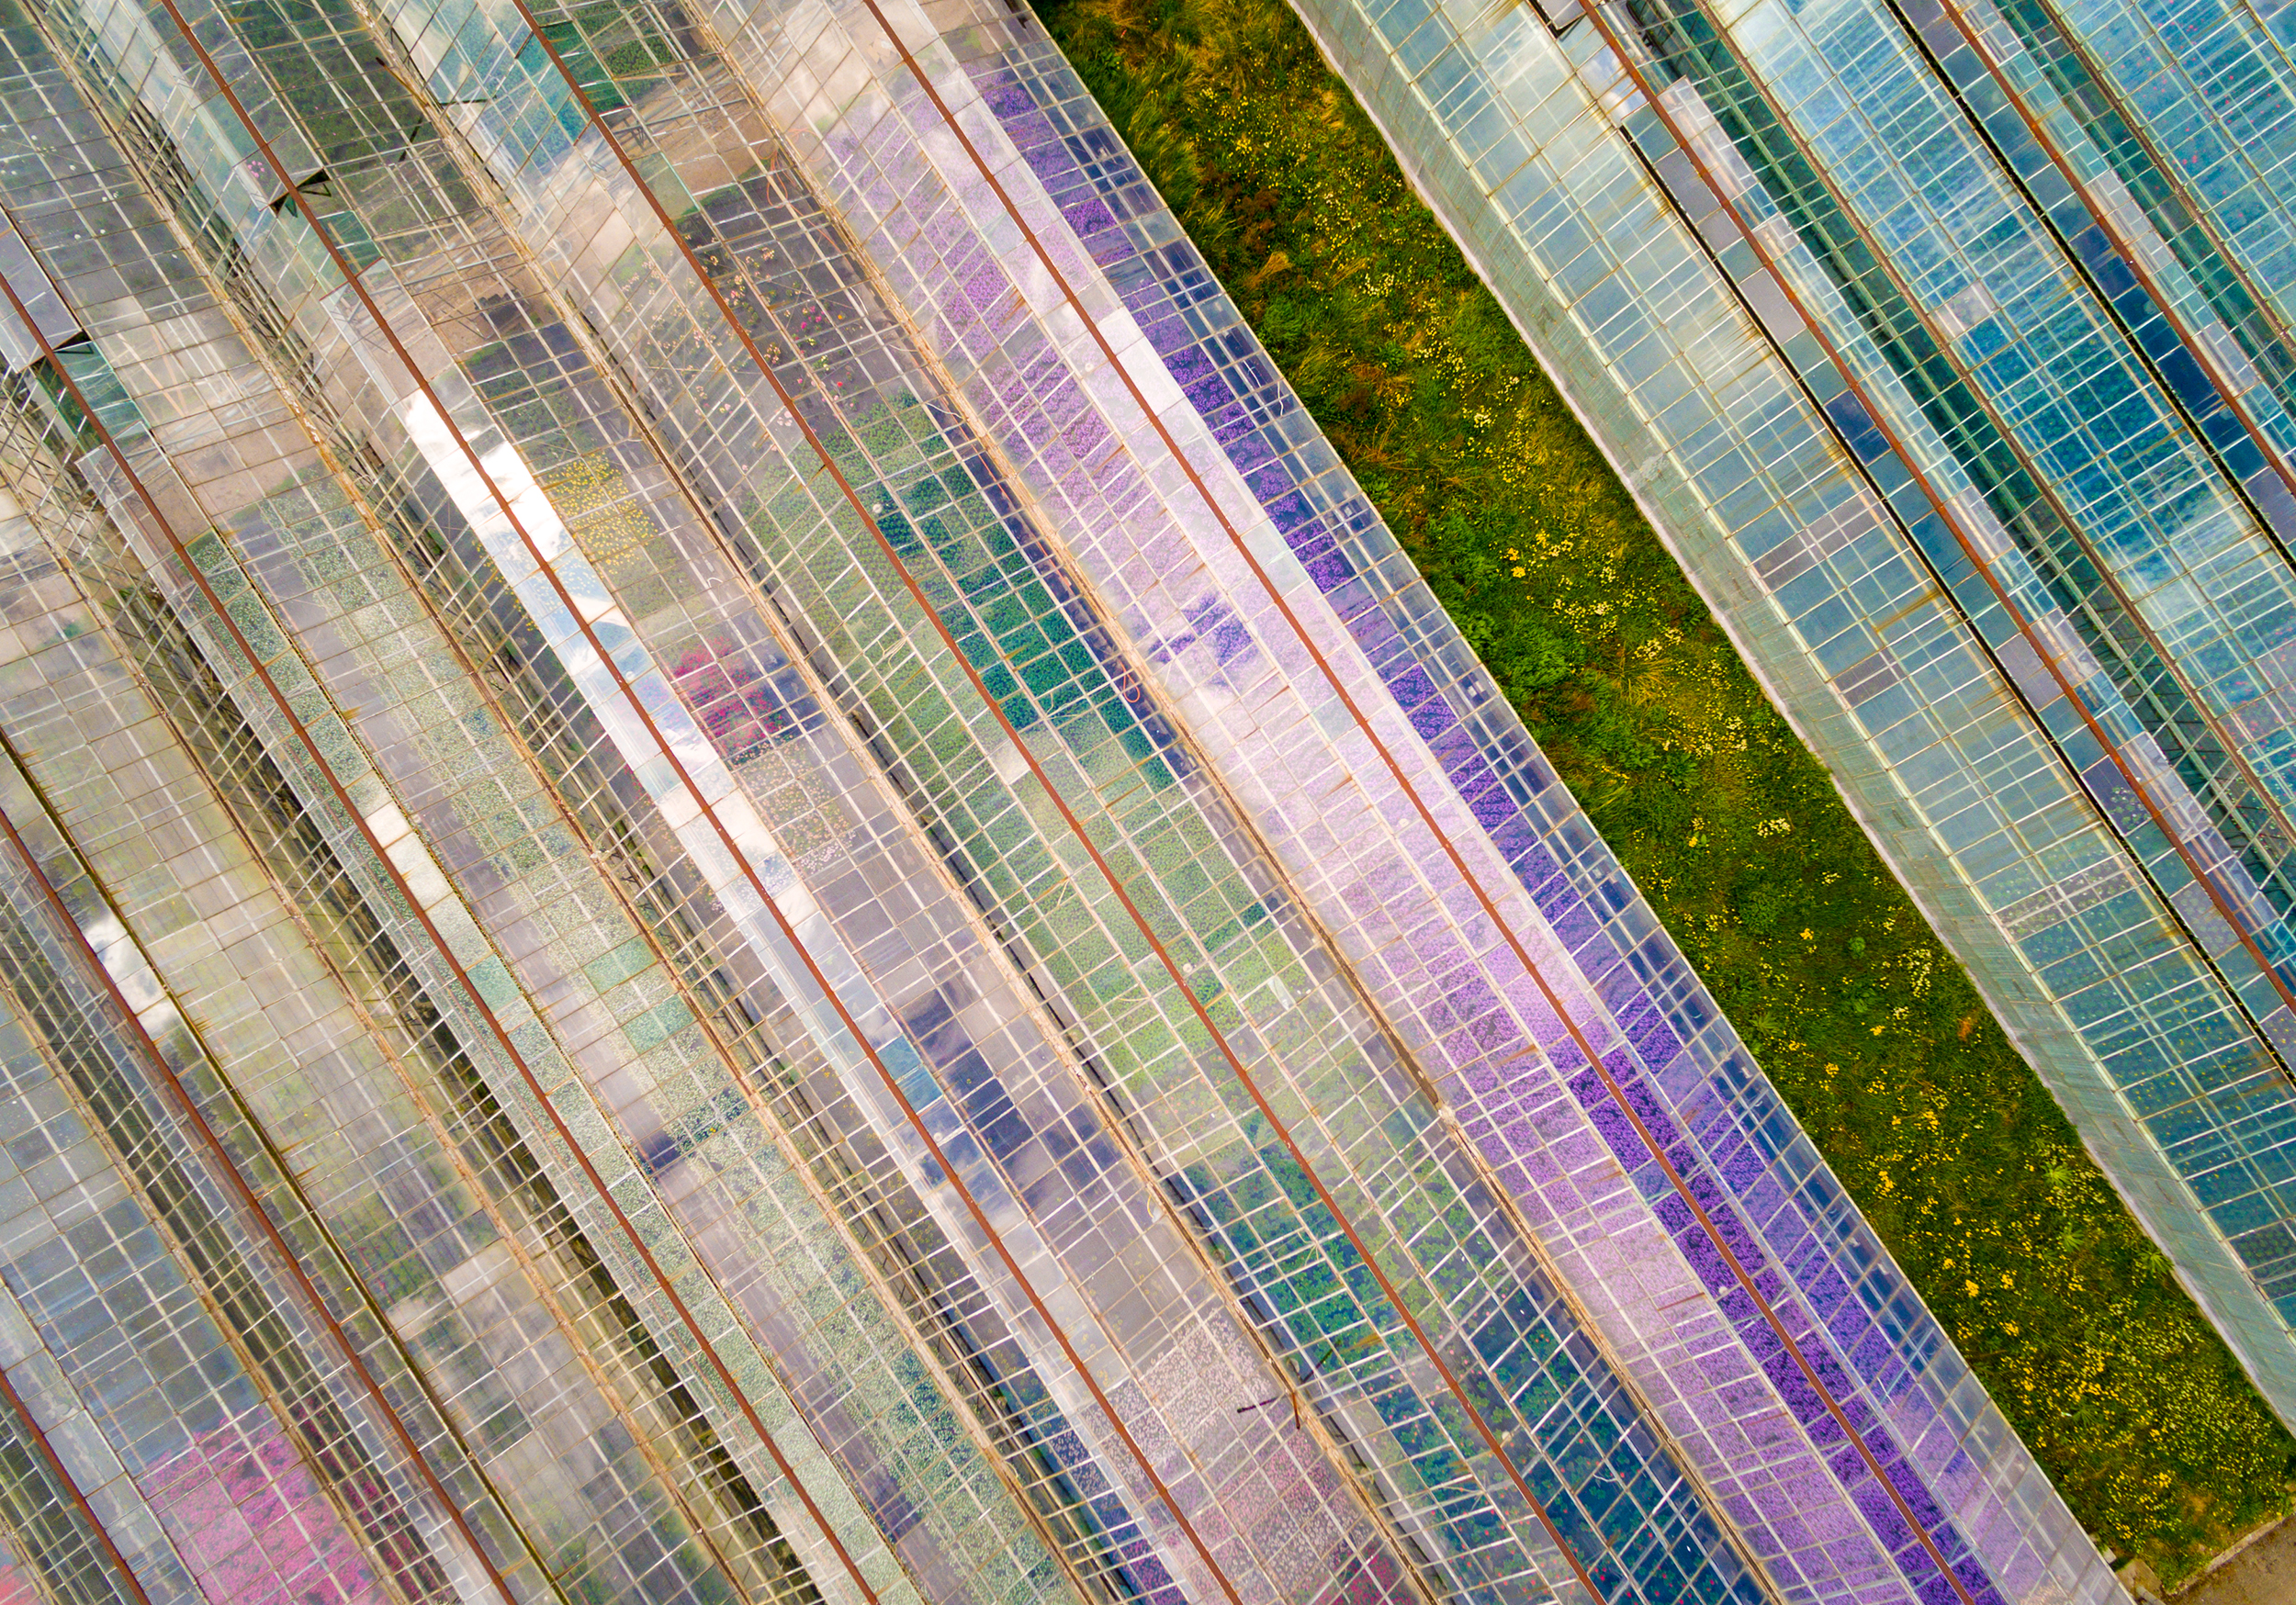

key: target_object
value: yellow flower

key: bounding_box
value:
[1964,1280,1980,1298]
[1800,927,1814,940]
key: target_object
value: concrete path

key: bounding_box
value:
[2178,1520,2296,1604]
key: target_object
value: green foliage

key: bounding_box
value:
[1031,0,2296,1576]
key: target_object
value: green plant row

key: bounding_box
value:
[1027,0,2296,1576]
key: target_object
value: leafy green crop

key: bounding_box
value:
[1030,0,2296,1574]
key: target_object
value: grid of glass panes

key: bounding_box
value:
[0,749,480,1605]
[729,6,2129,1605]
[0,442,850,1605]
[4,0,1773,1598]
[0,914,355,1605]
[0,42,1064,1605]
[4,21,1451,1605]
[1983,0,2296,440]
[1276,0,2296,1451]
[484,9,2112,1605]
[1615,0,2296,983]
[0,9,1570,1605]
[0,0,2167,1598]
[21,17,1431,1605]
[395,9,1791,1605]
[2019,0,2296,340]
